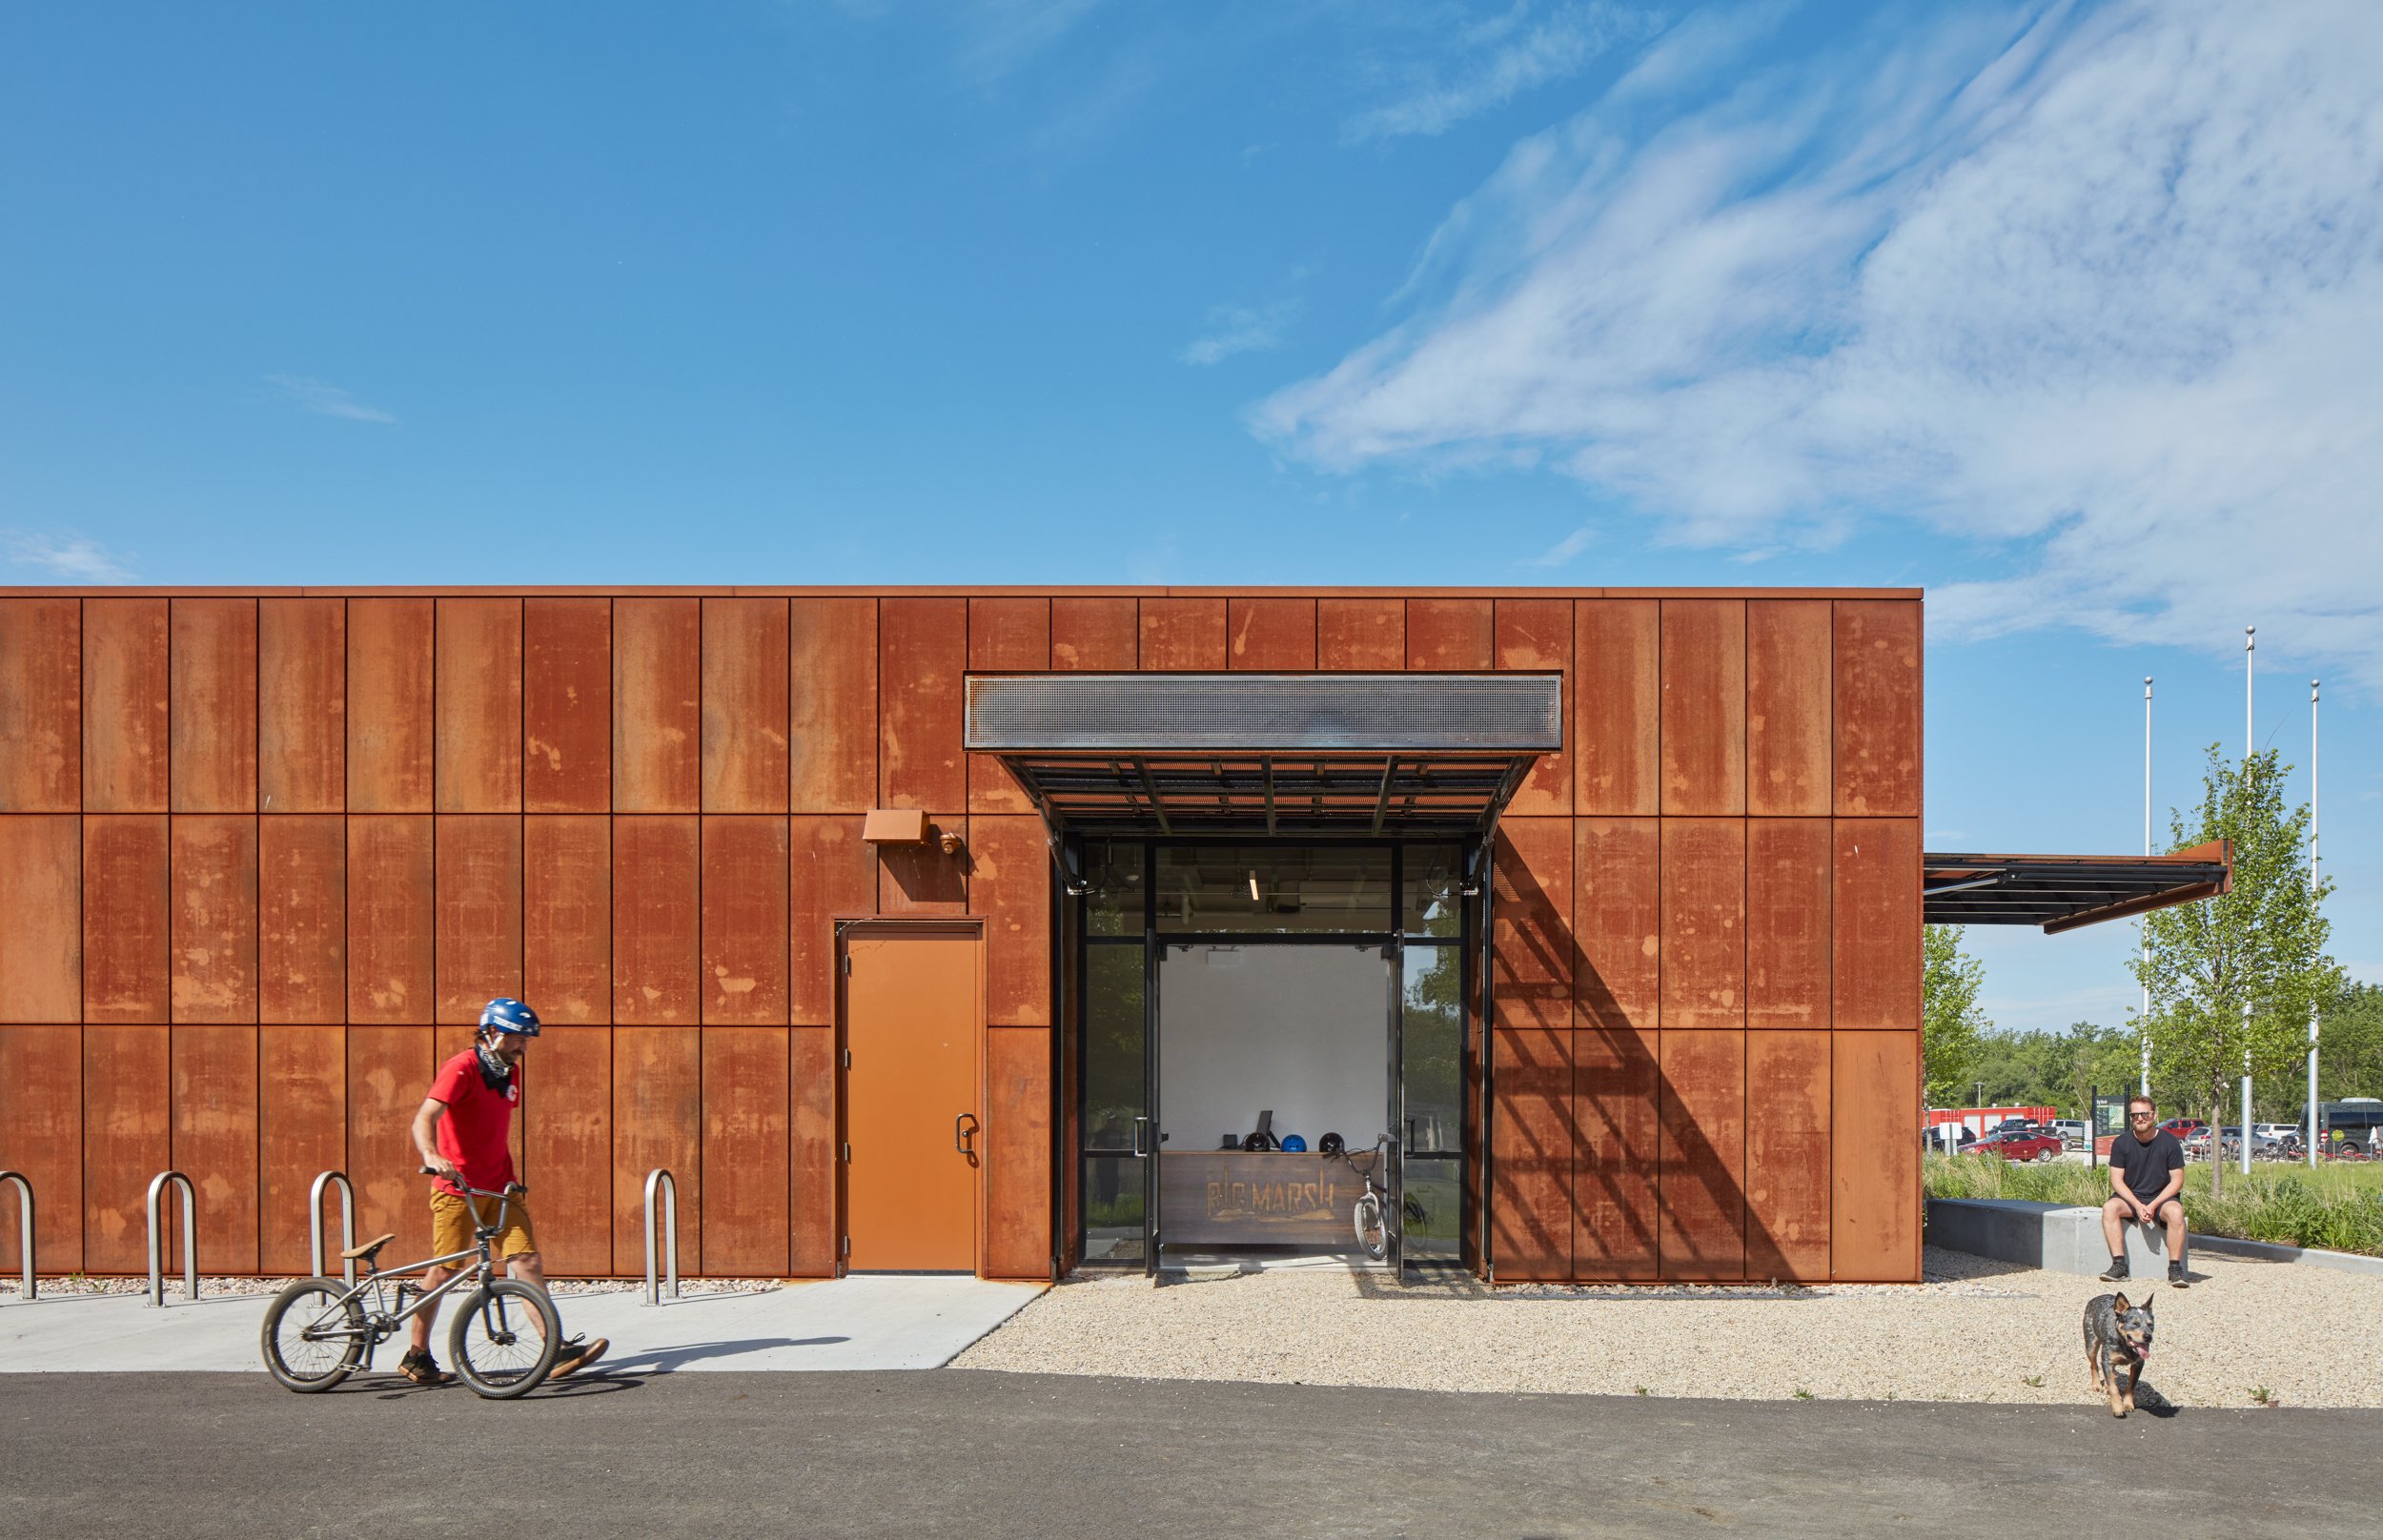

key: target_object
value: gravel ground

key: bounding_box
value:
[0,1276,782,1299]
[954,1246,2383,1410]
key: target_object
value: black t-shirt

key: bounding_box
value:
[2109,1129,2184,1205]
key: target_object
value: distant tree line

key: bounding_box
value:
[1937,983,2383,1120]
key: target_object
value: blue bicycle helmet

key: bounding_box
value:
[1280,1134,1307,1152]
[479,998,541,1036]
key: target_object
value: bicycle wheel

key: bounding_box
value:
[260,1277,368,1392]
[448,1279,561,1399]
[1352,1191,1388,1261]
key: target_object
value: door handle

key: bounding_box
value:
[1132,1116,1150,1157]
[955,1112,980,1158]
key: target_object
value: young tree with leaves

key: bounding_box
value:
[1923,924,1990,1105]
[2135,744,2340,1196]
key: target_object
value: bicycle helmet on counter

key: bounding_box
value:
[1280,1134,1307,1152]
[1317,1132,1345,1157]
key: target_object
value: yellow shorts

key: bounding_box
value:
[429,1189,538,1263]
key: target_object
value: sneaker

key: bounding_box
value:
[551,1334,609,1378]
[2168,1261,2190,1288]
[2098,1257,2129,1283]
[397,1347,453,1386]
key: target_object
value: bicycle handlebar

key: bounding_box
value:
[418,1166,527,1200]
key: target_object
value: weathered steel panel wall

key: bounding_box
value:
[6,587,1919,1284]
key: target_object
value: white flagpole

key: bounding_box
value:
[2141,676,2152,1102]
[2309,679,2320,1167]
[2242,627,2254,1177]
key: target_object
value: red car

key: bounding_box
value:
[1968,1129,2064,1163]
[2162,1118,2206,1139]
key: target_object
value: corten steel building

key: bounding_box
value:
[0,588,2229,1286]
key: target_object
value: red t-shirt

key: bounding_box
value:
[428,1049,519,1197]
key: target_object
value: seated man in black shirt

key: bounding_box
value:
[2100,1095,2189,1287]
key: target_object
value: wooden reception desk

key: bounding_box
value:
[1161,1151,1358,1246]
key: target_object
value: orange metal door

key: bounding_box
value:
[844,929,980,1271]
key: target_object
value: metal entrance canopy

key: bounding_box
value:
[1922,841,2230,934]
[965,673,1562,837]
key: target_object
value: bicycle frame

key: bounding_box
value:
[289,1184,526,1361]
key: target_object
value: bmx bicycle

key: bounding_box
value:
[1340,1135,1424,1262]
[259,1170,562,1398]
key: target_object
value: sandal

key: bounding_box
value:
[551,1334,609,1378]
[397,1347,454,1386]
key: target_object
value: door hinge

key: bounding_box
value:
[842,1143,852,1164]
[841,1235,850,1257]
[843,955,853,975]
[842,1048,851,1069]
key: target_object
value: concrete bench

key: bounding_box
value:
[1925,1198,2182,1277]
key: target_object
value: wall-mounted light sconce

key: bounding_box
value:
[862,808,965,857]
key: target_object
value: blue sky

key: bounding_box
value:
[4,0,2377,1032]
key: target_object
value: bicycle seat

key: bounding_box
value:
[341,1232,397,1263]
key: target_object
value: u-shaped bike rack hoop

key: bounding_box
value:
[146,1170,198,1307]
[643,1167,680,1307]
[309,1170,357,1287]
[1,1171,32,1301]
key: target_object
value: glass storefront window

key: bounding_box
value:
[1084,943,1146,1149]
[1153,844,1391,934]
[1400,1156,1461,1261]
[1082,1155,1146,1264]
[1402,844,1463,938]
[1401,943,1462,1157]
[1082,840,1144,937]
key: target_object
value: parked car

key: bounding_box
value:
[2184,1126,2215,1157]
[2162,1118,2207,1141]
[2052,1119,2089,1150]
[1968,1129,2064,1163]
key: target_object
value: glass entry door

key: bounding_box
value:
[1074,839,1475,1274]
[1152,938,1395,1266]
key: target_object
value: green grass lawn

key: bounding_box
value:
[1923,1152,2383,1256]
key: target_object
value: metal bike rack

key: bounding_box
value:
[146,1170,198,1307]
[1,1171,32,1301]
[309,1170,357,1287]
[642,1167,680,1307]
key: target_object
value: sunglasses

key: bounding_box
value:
[2129,1113,2157,1122]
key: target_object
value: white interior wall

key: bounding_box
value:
[1157,942,1389,1152]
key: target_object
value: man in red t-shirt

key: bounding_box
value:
[400,997,607,1386]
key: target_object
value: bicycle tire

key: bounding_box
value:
[1353,1191,1388,1261]
[260,1277,368,1392]
[448,1279,562,1399]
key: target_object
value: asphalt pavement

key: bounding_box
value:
[4,1369,2375,1538]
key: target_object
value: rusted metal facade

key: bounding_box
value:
[0,586,1925,1285]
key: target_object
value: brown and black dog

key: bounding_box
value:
[2083,1290,2156,1416]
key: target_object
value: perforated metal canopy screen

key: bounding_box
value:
[964,673,1562,753]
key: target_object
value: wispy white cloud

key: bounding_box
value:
[1344,2,1666,144]
[265,374,397,424]
[1260,0,2383,685]
[959,0,1109,87]
[1532,524,1596,566]
[1182,298,1303,366]
[7,533,135,583]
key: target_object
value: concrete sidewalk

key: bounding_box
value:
[0,1276,1043,1373]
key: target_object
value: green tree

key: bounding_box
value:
[2254,980,2383,1120]
[1923,925,1990,1105]
[2135,744,2341,1195]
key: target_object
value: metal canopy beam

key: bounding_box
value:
[1923,841,2230,933]
[994,751,1530,838]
